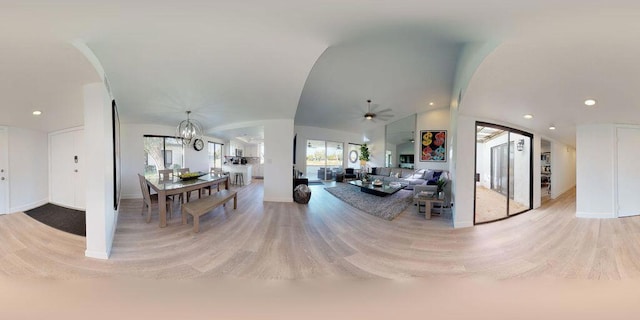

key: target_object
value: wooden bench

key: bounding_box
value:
[181,189,237,233]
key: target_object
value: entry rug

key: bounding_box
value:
[25,203,86,237]
[324,183,413,220]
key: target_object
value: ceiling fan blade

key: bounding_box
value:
[375,108,393,114]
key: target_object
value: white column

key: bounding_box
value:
[263,119,293,202]
[84,82,116,259]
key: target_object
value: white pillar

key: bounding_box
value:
[263,119,294,202]
[84,82,117,259]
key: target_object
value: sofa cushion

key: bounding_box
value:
[378,167,391,176]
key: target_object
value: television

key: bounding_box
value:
[399,154,414,164]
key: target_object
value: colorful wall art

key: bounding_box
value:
[420,130,447,162]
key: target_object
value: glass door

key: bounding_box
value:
[306,140,343,181]
[475,122,532,224]
[509,131,531,216]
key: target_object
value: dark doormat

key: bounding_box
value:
[25,203,86,237]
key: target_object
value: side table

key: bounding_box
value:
[414,194,444,220]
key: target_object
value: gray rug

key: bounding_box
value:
[324,183,413,220]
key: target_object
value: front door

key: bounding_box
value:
[0,127,8,214]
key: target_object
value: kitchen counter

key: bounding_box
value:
[223,164,252,185]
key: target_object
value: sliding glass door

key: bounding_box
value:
[143,135,185,178]
[475,122,532,224]
[306,140,343,181]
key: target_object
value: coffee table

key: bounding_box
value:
[348,180,406,197]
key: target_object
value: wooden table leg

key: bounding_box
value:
[159,190,167,228]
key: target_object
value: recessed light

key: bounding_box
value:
[549,126,556,130]
[429,102,434,106]
[523,114,533,119]
[584,99,597,106]
[32,111,42,116]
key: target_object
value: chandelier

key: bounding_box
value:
[176,111,202,145]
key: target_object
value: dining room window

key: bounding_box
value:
[208,141,223,169]
[143,135,185,178]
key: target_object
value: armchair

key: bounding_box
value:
[344,168,357,180]
[317,167,333,180]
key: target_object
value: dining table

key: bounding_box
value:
[145,172,230,228]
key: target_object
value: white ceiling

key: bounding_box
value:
[1,0,640,148]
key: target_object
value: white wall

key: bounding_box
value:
[120,123,225,199]
[264,119,294,202]
[452,114,476,228]
[415,108,451,171]
[551,141,576,200]
[7,127,48,212]
[576,124,615,218]
[365,127,386,169]
[84,82,115,259]
[396,142,413,161]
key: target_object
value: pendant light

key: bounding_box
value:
[176,111,202,145]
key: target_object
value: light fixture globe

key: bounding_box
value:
[364,99,375,120]
[176,111,202,145]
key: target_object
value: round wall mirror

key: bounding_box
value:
[349,150,358,163]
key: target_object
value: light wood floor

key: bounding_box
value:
[475,185,529,223]
[1,180,640,280]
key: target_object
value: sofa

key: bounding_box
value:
[367,167,450,191]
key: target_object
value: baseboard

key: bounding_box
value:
[453,220,474,228]
[9,198,48,213]
[49,201,85,211]
[576,211,615,219]
[263,196,293,203]
[85,249,109,260]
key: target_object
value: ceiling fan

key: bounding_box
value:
[363,99,393,122]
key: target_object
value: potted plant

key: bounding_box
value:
[359,144,370,181]
[359,143,370,166]
[436,178,448,199]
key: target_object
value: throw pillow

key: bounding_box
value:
[427,178,438,185]
[411,173,423,179]
[433,171,443,180]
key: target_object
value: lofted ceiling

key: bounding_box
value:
[1,0,640,148]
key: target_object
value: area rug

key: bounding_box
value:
[324,183,413,220]
[25,203,86,237]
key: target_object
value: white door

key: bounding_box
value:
[73,130,85,209]
[50,129,85,210]
[0,127,8,214]
[617,127,640,217]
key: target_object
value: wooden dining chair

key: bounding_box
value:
[177,167,201,200]
[159,168,184,203]
[138,174,174,223]
[158,169,174,181]
[203,167,223,195]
